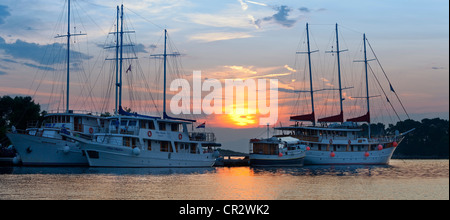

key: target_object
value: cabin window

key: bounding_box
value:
[128,120,137,126]
[121,120,128,126]
[160,141,169,152]
[190,143,197,154]
[252,143,277,155]
[159,122,166,131]
[148,121,155,130]
[140,121,147,129]
[147,140,152,151]
[171,124,179,132]
[123,137,131,147]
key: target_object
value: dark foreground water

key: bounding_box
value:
[0,160,448,200]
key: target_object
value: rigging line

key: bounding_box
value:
[366,38,410,120]
[124,6,165,30]
[367,63,401,121]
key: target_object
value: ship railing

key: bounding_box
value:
[189,132,216,142]
[46,109,103,116]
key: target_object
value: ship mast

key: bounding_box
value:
[306,23,316,126]
[336,24,344,115]
[363,33,371,138]
[163,29,168,117]
[55,0,86,113]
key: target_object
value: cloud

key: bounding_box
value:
[246,1,268,7]
[255,5,297,28]
[189,32,254,42]
[0,70,7,75]
[238,0,248,11]
[0,36,91,66]
[0,5,11,25]
[299,7,311,13]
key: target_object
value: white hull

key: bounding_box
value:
[304,147,396,165]
[6,133,88,166]
[250,153,305,167]
[81,142,215,168]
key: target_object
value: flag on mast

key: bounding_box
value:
[196,122,206,129]
[126,64,132,73]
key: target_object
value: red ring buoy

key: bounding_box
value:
[89,127,94,134]
[178,134,183,140]
[306,146,311,151]
[147,131,152,137]
[365,152,370,157]
[330,151,335,157]
[392,141,398,147]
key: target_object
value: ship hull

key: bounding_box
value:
[80,142,215,168]
[6,133,88,166]
[250,153,305,167]
[304,147,396,165]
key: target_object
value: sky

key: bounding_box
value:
[0,0,448,152]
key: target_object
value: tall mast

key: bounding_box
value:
[363,33,371,138]
[118,4,124,109]
[306,23,316,126]
[66,0,71,113]
[163,29,168,118]
[336,23,344,115]
[115,6,120,114]
[55,0,85,113]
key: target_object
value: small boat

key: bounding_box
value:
[249,137,306,167]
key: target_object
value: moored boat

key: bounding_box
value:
[64,11,221,167]
[276,23,414,165]
[249,137,306,167]
[7,112,103,166]
[6,0,103,166]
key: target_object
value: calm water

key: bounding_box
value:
[0,160,448,200]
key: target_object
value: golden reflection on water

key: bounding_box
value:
[0,160,448,200]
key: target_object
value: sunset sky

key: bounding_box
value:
[0,0,448,152]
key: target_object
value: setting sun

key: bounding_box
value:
[227,112,257,126]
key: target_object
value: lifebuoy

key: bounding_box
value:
[89,127,94,134]
[348,140,351,145]
[329,139,333,145]
[178,134,183,140]
[147,131,152,137]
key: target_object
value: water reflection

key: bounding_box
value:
[251,164,393,177]
[0,160,448,200]
[0,166,215,176]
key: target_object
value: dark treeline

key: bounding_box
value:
[0,95,449,158]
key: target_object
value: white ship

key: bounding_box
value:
[65,10,221,167]
[276,23,414,165]
[249,137,306,167]
[67,109,219,168]
[7,112,102,166]
[6,0,102,166]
